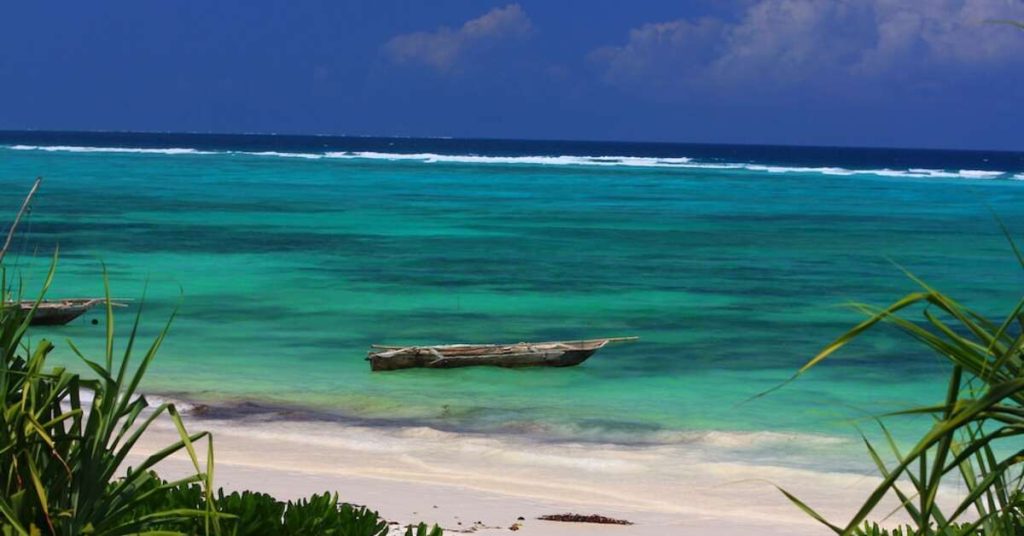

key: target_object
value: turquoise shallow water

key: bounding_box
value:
[2,140,1023,456]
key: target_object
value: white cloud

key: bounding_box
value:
[862,0,1024,68]
[592,0,1024,93]
[384,4,533,72]
[589,18,725,91]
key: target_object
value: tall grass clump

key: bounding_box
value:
[778,256,1024,535]
[1,180,443,535]
[1,259,220,535]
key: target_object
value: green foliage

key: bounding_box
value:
[777,257,1024,535]
[279,493,389,536]
[404,522,444,536]
[0,259,217,536]
[855,522,984,536]
[210,490,283,536]
[114,476,431,536]
[0,263,444,535]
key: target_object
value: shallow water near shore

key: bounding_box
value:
[2,133,1024,471]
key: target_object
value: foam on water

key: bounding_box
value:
[4,144,1016,181]
[62,390,198,416]
[325,151,699,168]
[958,169,1005,179]
[744,164,859,175]
[9,144,216,155]
[246,150,323,159]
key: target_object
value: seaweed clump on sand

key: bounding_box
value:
[537,513,634,525]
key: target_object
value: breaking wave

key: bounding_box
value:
[324,151,697,167]
[8,144,216,155]
[5,144,1018,181]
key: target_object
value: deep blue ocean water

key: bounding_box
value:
[1,131,1022,460]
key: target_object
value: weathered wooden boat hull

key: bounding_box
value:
[367,337,637,372]
[29,306,92,326]
[8,299,114,326]
[369,347,599,371]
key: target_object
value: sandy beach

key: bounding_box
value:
[127,403,906,536]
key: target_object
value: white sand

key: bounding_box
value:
[127,410,906,536]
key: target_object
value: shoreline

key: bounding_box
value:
[147,391,855,449]
[128,396,906,535]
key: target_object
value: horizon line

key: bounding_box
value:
[1,128,1022,155]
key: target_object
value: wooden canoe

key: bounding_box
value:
[10,299,122,326]
[367,337,637,372]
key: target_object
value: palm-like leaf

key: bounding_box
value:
[1,258,219,535]
[776,264,1024,535]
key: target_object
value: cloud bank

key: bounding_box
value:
[384,4,533,71]
[592,0,1024,94]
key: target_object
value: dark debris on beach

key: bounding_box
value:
[537,513,633,525]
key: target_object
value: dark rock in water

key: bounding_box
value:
[537,513,633,525]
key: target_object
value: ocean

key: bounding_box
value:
[2,131,1023,472]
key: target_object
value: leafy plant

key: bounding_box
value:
[280,493,389,536]
[0,182,442,535]
[777,264,1024,535]
[0,260,218,536]
[211,490,284,536]
[404,522,444,536]
[854,522,983,536]
[111,477,432,536]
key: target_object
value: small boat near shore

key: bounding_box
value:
[367,337,638,371]
[10,299,123,326]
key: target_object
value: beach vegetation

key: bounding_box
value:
[778,249,1024,535]
[0,180,443,534]
[855,521,985,536]
[403,522,444,536]
[0,260,219,535]
[124,477,412,536]
[0,262,445,535]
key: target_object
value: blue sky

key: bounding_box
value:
[1,1,1022,149]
